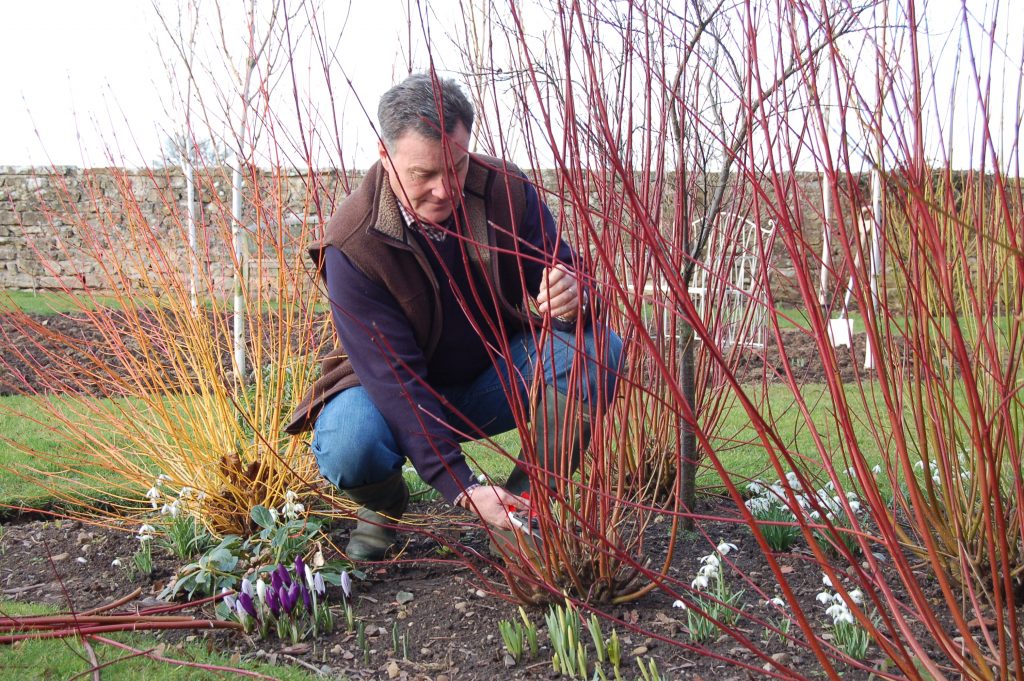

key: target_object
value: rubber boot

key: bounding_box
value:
[344,472,409,561]
[505,385,592,496]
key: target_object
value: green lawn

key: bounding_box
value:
[0,396,127,510]
[0,386,892,511]
[0,290,127,315]
[0,601,320,680]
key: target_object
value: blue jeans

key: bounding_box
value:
[311,324,624,490]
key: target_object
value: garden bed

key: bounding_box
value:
[0,311,872,397]
[0,496,957,680]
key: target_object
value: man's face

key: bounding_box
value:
[379,122,471,225]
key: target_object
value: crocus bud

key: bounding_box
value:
[256,579,267,604]
[223,592,238,612]
[304,565,315,591]
[266,587,280,616]
[271,570,283,593]
[314,572,327,598]
[278,585,292,614]
[300,583,312,612]
[294,555,306,580]
[238,592,258,618]
[286,582,300,613]
[340,570,352,599]
[275,563,291,588]
[240,578,254,598]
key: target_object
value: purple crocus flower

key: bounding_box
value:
[294,555,306,581]
[340,570,352,599]
[313,572,327,598]
[271,569,283,593]
[266,586,280,617]
[300,583,312,612]
[287,582,301,612]
[237,591,258,618]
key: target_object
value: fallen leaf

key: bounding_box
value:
[968,617,995,631]
[281,643,311,655]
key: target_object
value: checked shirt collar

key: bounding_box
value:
[396,198,463,243]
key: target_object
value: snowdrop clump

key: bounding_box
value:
[816,575,871,659]
[746,467,879,557]
[684,541,744,643]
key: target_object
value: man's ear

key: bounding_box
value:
[378,139,392,173]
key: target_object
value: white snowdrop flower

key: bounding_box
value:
[822,574,833,588]
[914,461,924,471]
[716,541,738,556]
[196,491,207,501]
[767,597,786,608]
[156,473,172,485]
[746,498,772,515]
[477,473,487,483]
[691,574,709,590]
[138,524,156,542]
[284,489,298,504]
[178,487,192,499]
[816,591,833,604]
[699,553,720,568]
[825,602,850,622]
[849,589,864,605]
[747,481,764,496]
[145,486,161,509]
[111,558,123,567]
[871,465,881,475]
[836,610,855,625]
[672,600,687,610]
[698,563,719,580]
[268,508,280,524]
[849,499,861,514]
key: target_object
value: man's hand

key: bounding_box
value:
[536,263,580,321]
[460,485,529,530]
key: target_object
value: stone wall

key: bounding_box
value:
[1,165,858,306]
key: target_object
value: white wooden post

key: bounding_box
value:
[232,153,245,383]
[185,156,198,310]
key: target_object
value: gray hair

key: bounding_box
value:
[377,73,474,147]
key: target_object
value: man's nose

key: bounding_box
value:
[432,173,453,199]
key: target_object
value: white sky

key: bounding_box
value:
[0,0,460,168]
[2,1,1021,171]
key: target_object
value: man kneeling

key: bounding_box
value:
[285,73,623,560]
